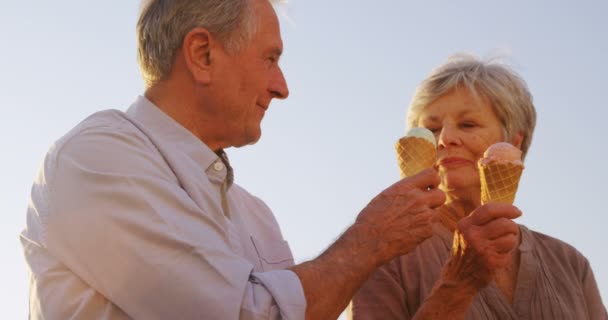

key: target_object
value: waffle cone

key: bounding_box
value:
[395,137,437,178]
[478,162,523,204]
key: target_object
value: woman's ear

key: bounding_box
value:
[512,132,524,149]
[182,27,214,84]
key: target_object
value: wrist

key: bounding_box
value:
[415,270,478,320]
[441,253,490,292]
[437,273,480,298]
[343,223,390,269]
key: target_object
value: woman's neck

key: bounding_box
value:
[438,192,480,232]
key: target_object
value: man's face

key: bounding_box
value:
[210,0,289,148]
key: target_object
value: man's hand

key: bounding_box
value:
[291,168,445,320]
[355,168,446,265]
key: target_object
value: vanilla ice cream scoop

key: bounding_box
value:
[405,127,437,147]
[395,127,437,178]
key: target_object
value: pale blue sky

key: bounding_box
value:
[1,1,606,318]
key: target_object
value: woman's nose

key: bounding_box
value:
[437,126,461,148]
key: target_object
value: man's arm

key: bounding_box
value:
[292,169,445,320]
[24,124,304,319]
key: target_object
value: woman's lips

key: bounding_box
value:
[438,157,472,168]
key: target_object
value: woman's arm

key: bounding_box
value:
[414,203,522,319]
[412,251,485,319]
[581,259,608,319]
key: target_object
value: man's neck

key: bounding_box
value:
[145,82,226,152]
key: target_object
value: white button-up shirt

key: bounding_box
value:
[20,96,306,319]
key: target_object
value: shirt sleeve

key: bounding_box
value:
[31,123,306,319]
[581,259,608,320]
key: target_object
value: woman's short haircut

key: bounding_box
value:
[406,53,537,160]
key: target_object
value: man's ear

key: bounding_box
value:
[511,131,524,149]
[182,27,214,84]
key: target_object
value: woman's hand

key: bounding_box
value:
[448,203,522,289]
[411,204,521,320]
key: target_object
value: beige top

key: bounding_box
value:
[351,223,607,320]
[20,96,306,319]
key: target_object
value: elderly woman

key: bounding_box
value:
[350,54,607,319]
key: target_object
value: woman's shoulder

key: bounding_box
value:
[520,225,590,272]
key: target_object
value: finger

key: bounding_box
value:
[479,218,519,240]
[423,187,446,209]
[407,213,435,238]
[491,234,519,254]
[395,187,445,211]
[399,188,445,211]
[393,208,434,227]
[407,210,435,226]
[398,168,441,191]
[470,203,522,226]
[430,209,441,223]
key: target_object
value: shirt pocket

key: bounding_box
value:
[250,237,295,272]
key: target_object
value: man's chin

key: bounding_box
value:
[232,130,262,148]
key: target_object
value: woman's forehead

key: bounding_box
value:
[421,88,492,117]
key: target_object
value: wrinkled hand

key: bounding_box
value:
[447,203,521,289]
[355,168,445,263]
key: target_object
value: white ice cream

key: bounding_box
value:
[405,127,437,147]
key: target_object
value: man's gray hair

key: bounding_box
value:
[406,53,537,160]
[137,0,258,87]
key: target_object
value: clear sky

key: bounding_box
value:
[1,0,607,318]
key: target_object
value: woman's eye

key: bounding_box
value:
[428,127,440,134]
[460,122,476,129]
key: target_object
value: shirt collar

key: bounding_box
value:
[216,149,234,188]
[126,95,234,188]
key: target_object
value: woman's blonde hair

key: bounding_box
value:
[406,53,537,160]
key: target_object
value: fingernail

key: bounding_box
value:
[515,207,523,217]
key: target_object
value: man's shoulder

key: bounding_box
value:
[61,109,134,140]
[42,108,164,182]
[51,109,150,157]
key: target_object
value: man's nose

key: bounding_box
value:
[269,67,289,99]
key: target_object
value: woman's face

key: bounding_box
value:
[417,87,505,193]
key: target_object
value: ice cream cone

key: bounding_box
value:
[452,142,524,258]
[478,162,523,205]
[395,136,437,178]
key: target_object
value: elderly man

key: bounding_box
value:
[20,0,457,319]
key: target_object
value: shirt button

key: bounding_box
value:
[213,162,224,171]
